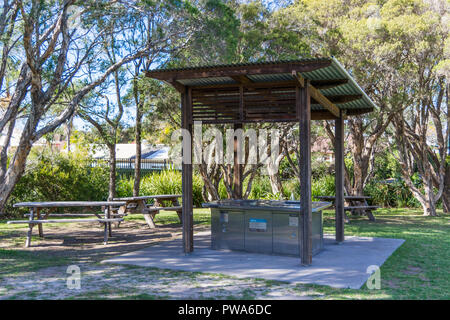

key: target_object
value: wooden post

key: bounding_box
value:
[25,208,34,247]
[181,87,194,253]
[233,123,243,199]
[172,196,183,223]
[141,198,156,228]
[335,109,345,242]
[36,207,43,238]
[297,82,312,265]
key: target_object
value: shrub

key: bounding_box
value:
[248,176,274,199]
[282,175,335,201]
[312,175,335,200]
[6,151,109,216]
[117,170,204,207]
[364,180,421,208]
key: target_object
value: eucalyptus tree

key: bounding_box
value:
[164,0,293,199]
[278,0,448,215]
[272,0,419,199]
[78,49,127,201]
[387,0,449,216]
[0,0,202,211]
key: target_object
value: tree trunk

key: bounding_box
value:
[269,172,283,195]
[65,115,73,153]
[198,164,220,200]
[133,105,142,197]
[108,145,117,201]
[323,117,384,198]
[443,163,450,213]
[0,137,33,211]
[0,117,16,183]
[267,154,284,196]
[423,174,437,216]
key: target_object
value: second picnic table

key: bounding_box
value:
[113,195,182,228]
[315,195,379,221]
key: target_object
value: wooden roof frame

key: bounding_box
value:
[147,58,375,123]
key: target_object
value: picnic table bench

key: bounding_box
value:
[113,195,182,228]
[8,201,126,247]
[315,196,379,221]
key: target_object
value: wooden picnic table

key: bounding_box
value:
[9,201,126,247]
[315,196,379,221]
[113,195,182,228]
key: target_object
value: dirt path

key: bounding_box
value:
[0,220,320,300]
[0,263,320,300]
[1,219,209,263]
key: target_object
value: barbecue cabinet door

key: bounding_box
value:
[215,209,245,251]
[244,211,273,254]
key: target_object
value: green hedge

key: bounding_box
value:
[6,150,424,218]
[117,170,204,207]
[6,151,109,217]
[281,175,335,201]
[364,180,421,208]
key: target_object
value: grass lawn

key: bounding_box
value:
[316,208,449,299]
[0,208,448,299]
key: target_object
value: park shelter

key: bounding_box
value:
[146,57,377,265]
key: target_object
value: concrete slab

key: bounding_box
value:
[102,232,404,289]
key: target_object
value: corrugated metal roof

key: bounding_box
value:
[149,58,331,73]
[148,57,377,114]
[178,77,237,86]
[246,73,294,82]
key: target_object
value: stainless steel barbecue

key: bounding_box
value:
[203,200,331,256]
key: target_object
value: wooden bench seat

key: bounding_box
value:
[8,218,123,224]
[344,205,379,211]
[24,213,127,218]
[146,206,182,212]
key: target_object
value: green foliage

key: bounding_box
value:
[117,170,204,207]
[371,151,403,181]
[247,176,276,200]
[6,151,109,216]
[311,175,336,200]
[364,179,421,208]
[363,150,422,208]
[281,175,335,201]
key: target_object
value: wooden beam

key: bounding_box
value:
[311,111,339,120]
[292,71,305,88]
[344,108,373,116]
[233,123,243,199]
[324,94,362,104]
[294,72,340,118]
[297,82,312,266]
[308,85,340,118]
[191,110,344,124]
[239,85,244,120]
[167,80,185,93]
[310,79,348,89]
[172,78,348,91]
[190,80,298,90]
[231,75,252,85]
[335,109,345,243]
[146,60,332,81]
[292,73,349,90]
[181,88,194,253]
